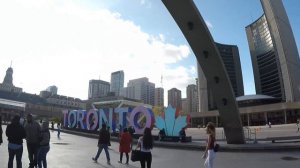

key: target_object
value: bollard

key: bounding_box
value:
[253,129,257,144]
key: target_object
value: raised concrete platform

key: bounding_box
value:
[60,127,300,152]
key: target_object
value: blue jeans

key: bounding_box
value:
[8,147,23,168]
[57,130,60,138]
[37,146,50,168]
[94,144,110,161]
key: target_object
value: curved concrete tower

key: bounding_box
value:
[162,0,245,144]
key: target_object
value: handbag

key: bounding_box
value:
[214,143,220,152]
[131,150,142,162]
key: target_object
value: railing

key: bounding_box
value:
[244,127,257,144]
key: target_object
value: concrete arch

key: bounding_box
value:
[162,0,245,144]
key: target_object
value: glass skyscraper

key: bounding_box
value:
[110,70,124,96]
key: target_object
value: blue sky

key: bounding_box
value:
[0,0,299,103]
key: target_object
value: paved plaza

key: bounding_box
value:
[1,125,300,168]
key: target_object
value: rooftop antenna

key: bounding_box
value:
[160,74,163,88]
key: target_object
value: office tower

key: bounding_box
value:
[168,88,182,109]
[186,84,199,114]
[46,85,58,95]
[125,77,155,105]
[198,42,244,111]
[246,0,300,101]
[88,80,110,99]
[181,98,188,114]
[110,70,124,96]
[155,87,164,107]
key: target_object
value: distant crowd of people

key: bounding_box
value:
[158,127,186,142]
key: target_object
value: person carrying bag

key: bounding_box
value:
[135,128,153,168]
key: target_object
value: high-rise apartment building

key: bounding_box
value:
[186,84,199,114]
[181,98,188,114]
[154,87,164,107]
[168,88,182,109]
[198,42,244,111]
[110,70,124,96]
[88,80,110,99]
[246,0,300,102]
[122,77,155,105]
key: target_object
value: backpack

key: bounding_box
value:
[214,143,220,152]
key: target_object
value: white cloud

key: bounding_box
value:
[205,20,213,29]
[140,0,146,5]
[139,0,152,8]
[0,0,195,105]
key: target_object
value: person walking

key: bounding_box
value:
[297,119,300,132]
[37,121,50,168]
[6,115,26,168]
[179,128,186,142]
[136,127,153,168]
[107,126,111,148]
[51,121,54,131]
[118,128,132,164]
[0,116,3,146]
[92,124,111,165]
[25,114,41,168]
[202,122,216,168]
[158,128,166,141]
[57,123,61,138]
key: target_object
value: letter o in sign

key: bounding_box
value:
[86,109,99,130]
[130,106,152,134]
[68,110,77,128]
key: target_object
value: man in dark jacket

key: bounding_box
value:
[25,114,41,168]
[92,124,111,165]
[179,128,186,142]
[6,115,26,168]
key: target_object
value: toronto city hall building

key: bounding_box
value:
[246,0,300,102]
[192,0,300,127]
